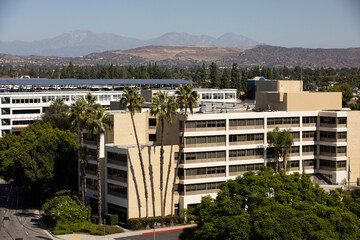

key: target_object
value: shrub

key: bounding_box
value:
[127,215,181,230]
[90,215,98,224]
[42,190,91,225]
[104,213,119,225]
[52,229,73,235]
[51,221,123,235]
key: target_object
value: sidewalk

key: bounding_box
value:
[58,224,196,240]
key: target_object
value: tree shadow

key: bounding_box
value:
[164,145,173,214]
[148,146,156,217]
[128,154,142,218]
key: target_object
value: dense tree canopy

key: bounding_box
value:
[0,123,77,201]
[41,98,71,130]
[181,167,360,240]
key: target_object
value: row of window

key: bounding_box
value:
[319,146,346,154]
[319,160,346,170]
[229,133,264,142]
[185,135,226,145]
[108,167,127,183]
[267,117,300,126]
[186,120,226,129]
[1,119,35,126]
[229,163,263,173]
[185,151,226,161]
[108,183,127,198]
[229,118,264,127]
[320,117,346,125]
[182,181,224,193]
[183,166,226,177]
[320,131,346,140]
[12,98,41,104]
[229,148,264,158]
[107,152,127,166]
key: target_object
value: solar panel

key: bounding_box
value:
[0,78,194,86]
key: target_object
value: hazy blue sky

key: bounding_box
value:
[0,0,359,48]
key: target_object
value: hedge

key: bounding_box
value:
[127,215,181,230]
[104,213,119,225]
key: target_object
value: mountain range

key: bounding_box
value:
[0,30,259,57]
[1,45,359,68]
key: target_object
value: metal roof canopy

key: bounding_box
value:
[0,78,193,86]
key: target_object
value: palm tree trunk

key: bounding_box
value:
[97,132,102,226]
[80,126,87,205]
[284,150,288,172]
[131,112,149,218]
[160,118,165,218]
[171,106,187,216]
[275,150,279,174]
[77,118,84,204]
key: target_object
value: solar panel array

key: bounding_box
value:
[0,78,193,86]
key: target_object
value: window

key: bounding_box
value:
[12,109,40,114]
[185,151,225,161]
[1,97,10,104]
[267,117,299,126]
[149,134,157,142]
[303,116,317,124]
[108,183,127,198]
[108,168,127,182]
[185,135,226,145]
[229,148,264,158]
[85,163,97,175]
[1,119,10,126]
[107,152,127,166]
[149,118,157,127]
[1,108,10,115]
[229,163,263,173]
[229,118,264,127]
[186,120,225,129]
[303,131,317,140]
[337,117,347,125]
[12,120,34,125]
[229,133,264,142]
[185,182,224,193]
[302,145,316,154]
[86,178,98,190]
[304,159,316,169]
[185,166,225,177]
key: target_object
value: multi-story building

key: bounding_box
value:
[90,79,360,221]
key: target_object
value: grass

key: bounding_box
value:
[51,221,124,235]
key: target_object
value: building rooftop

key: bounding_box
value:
[0,78,194,86]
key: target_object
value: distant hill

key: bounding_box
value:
[0,30,259,57]
[1,45,359,68]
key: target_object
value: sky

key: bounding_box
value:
[0,0,359,48]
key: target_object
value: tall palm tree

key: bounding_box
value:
[150,91,178,217]
[86,103,112,226]
[171,85,198,216]
[268,127,293,173]
[69,98,87,204]
[119,87,149,218]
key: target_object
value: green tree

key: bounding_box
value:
[150,91,178,217]
[172,85,199,216]
[86,103,112,225]
[328,83,353,107]
[220,68,231,89]
[69,98,88,204]
[184,168,360,240]
[230,63,241,95]
[119,88,149,218]
[267,127,293,173]
[42,190,91,225]
[0,123,77,202]
[41,98,71,130]
[209,62,219,88]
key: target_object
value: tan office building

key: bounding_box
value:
[84,80,360,220]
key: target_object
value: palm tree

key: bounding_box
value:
[268,127,293,173]
[119,87,149,218]
[69,98,87,204]
[171,85,198,216]
[150,91,178,217]
[86,103,112,226]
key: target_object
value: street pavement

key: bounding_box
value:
[0,178,54,240]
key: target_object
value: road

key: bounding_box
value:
[0,179,53,240]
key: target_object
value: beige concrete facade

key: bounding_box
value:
[127,145,179,218]
[347,111,360,185]
[106,111,180,146]
[256,80,342,111]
